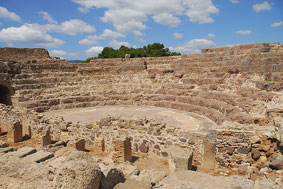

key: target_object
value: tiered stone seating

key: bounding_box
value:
[4,43,282,125]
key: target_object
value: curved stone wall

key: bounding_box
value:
[2,42,280,127]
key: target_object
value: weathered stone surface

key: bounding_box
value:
[112,137,132,163]
[238,164,248,175]
[168,146,193,173]
[114,180,151,189]
[67,139,86,151]
[53,150,103,189]
[100,168,125,189]
[269,160,283,170]
[156,171,254,189]
[252,149,261,160]
[7,122,23,143]
[0,146,17,154]
[139,142,149,153]
[41,127,52,146]
[94,137,105,153]
[25,150,54,163]
[13,146,37,158]
[131,169,166,185]
[0,140,8,148]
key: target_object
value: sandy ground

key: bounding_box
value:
[44,105,216,133]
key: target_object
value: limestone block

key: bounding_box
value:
[7,122,23,143]
[67,139,86,151]
[168,146,193,173]
[200,141,216,171]
[24,150,54,163]
[94,137,105,153]
[112,137,132,163]
[0,146,17,154]
[41,127,52,146]
[13,146,37,158]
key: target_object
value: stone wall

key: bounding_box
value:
[3,42,281,127]
[0,48,51,62]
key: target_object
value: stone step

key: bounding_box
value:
[0,147,17,154]
[23,150,54,163]
[8,146,37,158]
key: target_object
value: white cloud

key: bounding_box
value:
[152,13,181,27]
[184,0,219,24]
[79,29,124,46]
[137,38,146,43]
[173,32,183,39]
[28,19,95,36]
[170,38,216,54]
[42,19,96,36]
[0,24,64,47]
[85,46,104,56]
[39,11,57,24]
[253,2,271,13]
[78,38,98,45]
[235,30,252,35]
[207,33,216,38]
[0,6,22,22]
[230,0,239,4]
[109,40,130,49]
[271,21,283,27]
[72,0,219,35]
[50,50,77,59]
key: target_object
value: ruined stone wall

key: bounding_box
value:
[0,48,51,62]
[5,42,281,127]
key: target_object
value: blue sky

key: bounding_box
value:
[0,0,282,60]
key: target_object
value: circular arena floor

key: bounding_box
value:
[45,106,217,133]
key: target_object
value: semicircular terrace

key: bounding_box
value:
[6,42,282,127]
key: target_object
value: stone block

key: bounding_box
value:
[200,141,216,171]
[67,139,86,151]
[168,146,193,173]
[94,137,105,153]
[14,146,37,158]
[112,137,132,163]
[41,127,52,146]
[25,150,54,163]
[7,122,23,143]
[0,146,17,154]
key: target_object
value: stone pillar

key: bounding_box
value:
[42,127,52,146]
[168,146,193,173]
[112,137,132,163]
[94,137,105,153]
[199,140,216,171]
[67,139,86,151]
[7,122,23,143]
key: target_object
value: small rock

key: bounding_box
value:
[252,149,261,161]
[269,159,283,170]
[259,156,267,163]
[238,164,248,175]
[250,136,260,144]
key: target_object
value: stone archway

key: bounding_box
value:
[0,80,14,105]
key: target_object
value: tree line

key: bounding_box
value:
[82,43,180,62]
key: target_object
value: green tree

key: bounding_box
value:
[96,43,180,59]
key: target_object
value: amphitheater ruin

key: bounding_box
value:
[0,43,282,188]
